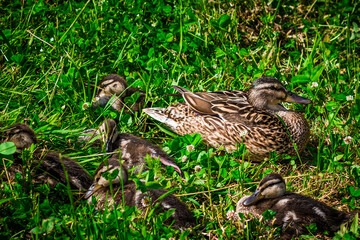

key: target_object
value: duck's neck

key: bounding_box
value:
[273,109,310,153]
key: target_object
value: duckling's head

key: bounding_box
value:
[99,74,128,97]
[6,123,37,151]
[98,119,118,152]
[248,77,312,111]
[85,158,128,199]
[243,173,286,206]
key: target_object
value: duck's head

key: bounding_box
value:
[98,119,119,152]
[99,74,128,97]
[5,123,37,151]
[243,173,286,206]
[248,77,312,111]
[85,158,128,199]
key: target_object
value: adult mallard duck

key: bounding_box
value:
[143,77,311,161]
[93,74,146,114]
[1,123,92,192]
[85,158,195,228]
[79,119,184,177]
[236,173,350,239]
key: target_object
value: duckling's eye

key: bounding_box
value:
[98,83,107,89]
[264,181,282,188]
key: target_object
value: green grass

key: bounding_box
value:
[1,0,359,239]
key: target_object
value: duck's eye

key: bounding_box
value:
[268,86,283,92]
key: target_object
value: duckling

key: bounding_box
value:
[85,156,128,200]
[236,173,350,239]
[78,117,118,152]
[85,159,195,228]
[2,123,38,151]
[1,123,38,185]
[143,77,312,161]
[79,119,184,177]
[34,152,93,191]
[1,123,92,192]
[94,74,146,114]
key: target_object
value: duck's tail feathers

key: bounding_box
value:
[143,108,178,130]
[172,85,191,94]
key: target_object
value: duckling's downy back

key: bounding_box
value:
[2,123,92,193]
[236,173,350,239]
[86,180,195,229]
[79,119,184,177]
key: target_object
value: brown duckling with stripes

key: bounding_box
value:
[1,123,92,193]
[1,123,37,184]
[85,157,195,228]
[2,123,38,151]
[93,74,146,114]
[236,173,351,239]
[79,119,184,177]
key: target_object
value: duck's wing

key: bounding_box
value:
[173,86,246,114]
[173,86,275,127]
[212,99,278,127]
[172,86,216,115]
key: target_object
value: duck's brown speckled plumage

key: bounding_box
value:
[236,173,350,239]
[143,77,311,161]
[1,123,92,192]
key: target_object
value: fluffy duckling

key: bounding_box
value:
[94,74,146,114]
[78,117,118,152]
[85,156,128,200]
[1,123,37,185]
[144,77,311,161]
[1,123,92,192]
[79,119,184,177]
[2,123,38,151]
[34,152,93,191]
[85,158,195,228]
[236,173,350,239]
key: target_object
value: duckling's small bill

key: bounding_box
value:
[243,189,263,206]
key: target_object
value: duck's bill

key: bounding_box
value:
[84,183,102,199]
[286,91,312,105]
[84,184,95,199]
[97,96,111,107]
[243,189,263,206]
[106,139,112,152]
